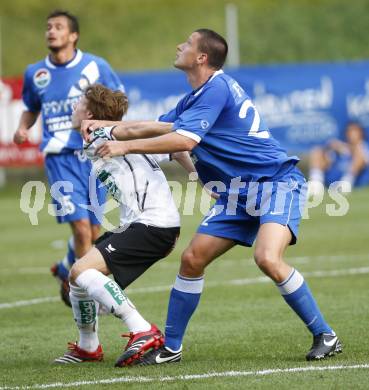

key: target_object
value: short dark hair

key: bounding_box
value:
[47,10,80,35]
[195,29,228,69]
[85,84,128,121]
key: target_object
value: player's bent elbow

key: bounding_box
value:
[182,137,198,151]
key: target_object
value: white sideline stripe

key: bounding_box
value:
[0,296,59,309]
[2,265,369,310]
[1,364,369,389]
[2,253,368,274]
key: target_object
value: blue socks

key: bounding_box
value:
[164,269,332,352]
[164,275,204,352]
[277,269,333,335]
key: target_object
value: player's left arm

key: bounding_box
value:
[96,132,197,158]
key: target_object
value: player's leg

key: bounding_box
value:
[70,219,93,258]
[50,236,76,306]
[308,147,331,197]
[256,175,341,360]
[70,247,152,337]
[168,233,235,347]
[55,245,153,364]
[71,224,179,366]
[138,233,235,366]
[46,153,96,305]
[54,247,106,364]
[91,224,101,242]
[51,219,94,307]
[56,174,105,306]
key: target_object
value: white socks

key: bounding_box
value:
[75,269,151,333]
[276,268,304,295]
[69,284,99,352]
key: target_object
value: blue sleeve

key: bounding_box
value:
[98,59,125,92]
[158,108,177,123]
[172,80,229,141]
[22,67,41,112]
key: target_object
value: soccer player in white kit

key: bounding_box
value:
[54,84,195,367]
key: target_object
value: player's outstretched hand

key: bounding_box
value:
[13,128,28,144]
[96,140,129,159]
[81,120,116,142]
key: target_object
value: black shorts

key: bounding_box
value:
[95,223,180,290]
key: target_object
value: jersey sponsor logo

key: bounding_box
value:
[33,68,51,88]
[45,116,73,132]
[42,97,80,116]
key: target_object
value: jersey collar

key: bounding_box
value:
[45,49,83,69]
[193,69,224,97]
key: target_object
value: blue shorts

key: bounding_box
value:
[45,152,106,224]
[197,169,307,247]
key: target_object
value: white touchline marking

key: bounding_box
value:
[0,364,369,389]
[0,296,60,309]
[2,265,369,310]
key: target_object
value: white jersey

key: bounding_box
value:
[84,137,180,228]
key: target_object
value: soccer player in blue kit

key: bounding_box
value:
[82,29,342,363]
[13,10,124,305]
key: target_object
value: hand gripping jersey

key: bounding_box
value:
[84,131,180,229]
[22,50,124,154]
[159,70,301,192]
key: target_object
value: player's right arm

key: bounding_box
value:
[81,106,178,142]
[13,110,39,144]
[14,66,41,144]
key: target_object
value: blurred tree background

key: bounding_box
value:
[1,0,369,77]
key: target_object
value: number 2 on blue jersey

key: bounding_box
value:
[239,100,270,139]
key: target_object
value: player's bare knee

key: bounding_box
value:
[69,264,78,284]
[254,248,280,274]
[180,248,204,276]
[69,261,86,284]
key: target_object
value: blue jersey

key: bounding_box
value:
[159,70,300,190]
[22,50,124,154]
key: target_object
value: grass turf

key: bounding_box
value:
[0,183,369,389]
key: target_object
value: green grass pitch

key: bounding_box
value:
[1,183,369,389]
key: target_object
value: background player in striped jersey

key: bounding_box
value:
[82,29,342,364]
[13,10,123,305]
